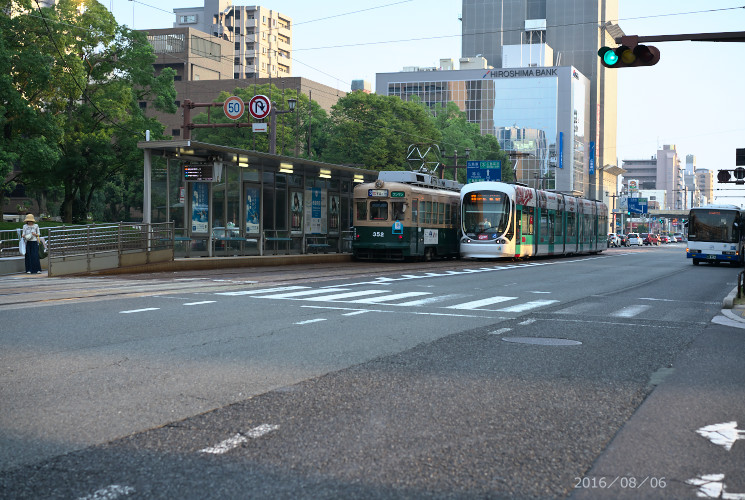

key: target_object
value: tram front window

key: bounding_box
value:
[370,201,388,221]
[463,191,509,237]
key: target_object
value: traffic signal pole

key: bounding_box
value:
[600,31,745,69]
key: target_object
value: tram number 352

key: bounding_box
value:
[372,231,385,237]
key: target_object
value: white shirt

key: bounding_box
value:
[22,223,40,242]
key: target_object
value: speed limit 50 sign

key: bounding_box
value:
[223,96,245,120]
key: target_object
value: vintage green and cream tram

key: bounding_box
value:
[352,171,462,261]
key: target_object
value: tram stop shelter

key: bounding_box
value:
[138,140,377,258]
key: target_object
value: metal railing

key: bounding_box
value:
[45,222,174,258]
[0,227,52,258]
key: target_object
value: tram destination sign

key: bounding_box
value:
[368,189,388,197]
[467,160,502,183]
[184,163,214,182]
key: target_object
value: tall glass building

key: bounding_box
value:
[461,0,619,200]
[377,66,591,196]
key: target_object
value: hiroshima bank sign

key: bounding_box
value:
[483,68,559,79]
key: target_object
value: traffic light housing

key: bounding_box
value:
[718,168,745,185]
[598,44,660,68]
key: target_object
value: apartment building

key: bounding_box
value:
[173,0,292,80]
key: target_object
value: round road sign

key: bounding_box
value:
[223,96,244,120]
[248,94,272,120]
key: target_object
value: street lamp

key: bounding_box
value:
[269,98,297,155]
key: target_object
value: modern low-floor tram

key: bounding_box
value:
[460,181,607,259]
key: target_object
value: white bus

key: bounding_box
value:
[687,204,745,266]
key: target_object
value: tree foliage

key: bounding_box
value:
[2,0,176,222]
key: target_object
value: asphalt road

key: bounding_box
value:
[1,243,743,499]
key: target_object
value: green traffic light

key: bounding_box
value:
[598,47,619,67]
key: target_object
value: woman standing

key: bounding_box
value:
[21,214,42,274]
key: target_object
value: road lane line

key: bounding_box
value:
[183,301,217,306]
[489,328,512,335]
[199,424,280,455]
[303,290,389,301]
[77,484,136,499]
[498,299,559,312]
[119,308,159,314]
[611,304,651,318]
[215,286,307,296]
[446,296,516,310]
[347,291,431,304]
[256,288,347,299]
[295,318,327,325]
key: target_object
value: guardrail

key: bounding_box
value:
[45,222,175,276]
[0,227,52,258]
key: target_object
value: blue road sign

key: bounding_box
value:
[467,160,502,183]
[628,197,648,214]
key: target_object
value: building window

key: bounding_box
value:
[172,128,181,137]
[178,14,197,24]
[234,10,240,20]
[174,75,182,81]
[235,42,240,49]
[234,27,240,35]
[234,57,240,64]
[245,42,254,50]
[174,100,180,107]
[234,72,240,79]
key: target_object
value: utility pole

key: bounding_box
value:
[440,148,470,181]
[269,98,297,155]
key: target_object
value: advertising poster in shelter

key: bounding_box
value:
[304,187,327,234]
[290,191,303,234]
[328,195,340,234]
[191,182,209,233]
[245,187,260,234]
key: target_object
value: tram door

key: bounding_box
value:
[514,207,522,256]
[411,198,420,255]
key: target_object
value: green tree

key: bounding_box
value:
[0,0,64,219]
[11,0,176,222]
[321,92,442,170]
[433,102,512,183]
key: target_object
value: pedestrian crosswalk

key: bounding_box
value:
[215,286,560,314]
[213,285,683,320]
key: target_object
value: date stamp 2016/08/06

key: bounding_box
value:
[575,476,667,490]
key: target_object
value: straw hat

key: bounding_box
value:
[24,214,36,223]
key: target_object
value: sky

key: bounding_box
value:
[107,0,745,204]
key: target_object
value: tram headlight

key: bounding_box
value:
[496,238,507,244]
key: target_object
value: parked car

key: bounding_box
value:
[674,233,686,242]
[618,234,630,246]
[660,235,670,244]
[627,233,643,246]
[607,233,620,247]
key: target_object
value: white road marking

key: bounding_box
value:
[347,292,431,304]
[199,424,279,455]
[498,299,559,312]
[519,318,537,325]
[294,318,327,325]
[489,328,512,335]
[610,304,651,318]
[215,286,307,296]
[183,301,216,306]
[301,305,498,318]
[303,290,389,301]
[342,310,370,316]
[256,288,347,299]
[696,421,745,451]
[395,294,466,307]
[446,296,516,310]
[76,484,136,499]
[119,308,159,314]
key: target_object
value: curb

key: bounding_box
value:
[723,286,739,309]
